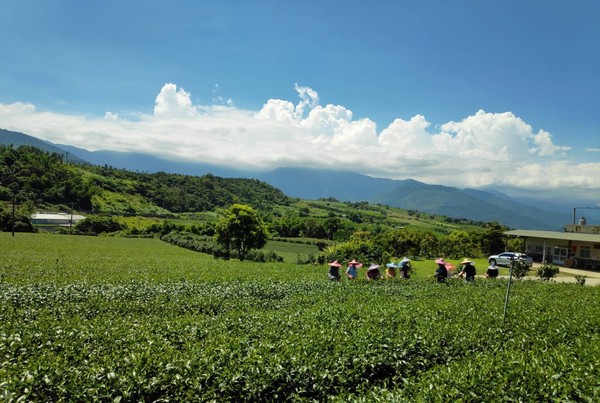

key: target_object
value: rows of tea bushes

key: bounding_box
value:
[2,279,599,401]
[1,233,599,401]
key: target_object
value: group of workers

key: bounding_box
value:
[327,257,412,281]
[328,257,500,282]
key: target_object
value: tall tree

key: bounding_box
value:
[479,221,507,255]
[215,204,268,261]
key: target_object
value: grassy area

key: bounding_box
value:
[263,240,319,263]
[0,233,317,284]
[1,232,599,401]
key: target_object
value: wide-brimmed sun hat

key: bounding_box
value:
[460,258,473,265]
[348,259,361,265]
[386,262,397,268]
[328,260,342,268]
[399,257,410,264]
[435,258,446,265]
[367,264,380,271]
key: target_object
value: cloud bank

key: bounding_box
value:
[0,83,597,199]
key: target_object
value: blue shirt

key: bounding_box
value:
[346,265,357,278]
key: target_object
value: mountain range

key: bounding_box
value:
[1,128,579,230]
[0,129,87,164]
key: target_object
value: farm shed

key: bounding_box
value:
[31,212,86,226]
[506,223,600,271]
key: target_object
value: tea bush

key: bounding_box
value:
[1,233,599,401]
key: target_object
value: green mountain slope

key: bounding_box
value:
[0,145,290,214]
[0,128,87,164]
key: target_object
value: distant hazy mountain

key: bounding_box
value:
[373,181,570,230]
[256,168,400,201]
[258,168,569,230]
[0,128,577,230]
[0,129,87,164]
[56,144,249,178]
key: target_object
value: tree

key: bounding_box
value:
[215,204,268,261]
[505,237,525,253]
[302,218,326,239]
[324,216,341,240]
[419,233,440,258]
[479,222,507,256]
[441,230,481,259]
[376,229,421,258]
[74,215,124,235]
[0,203,34,233]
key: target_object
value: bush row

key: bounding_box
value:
[161,231,284,263]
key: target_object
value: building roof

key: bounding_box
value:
[506,229,600,243]
[31,212,86,221]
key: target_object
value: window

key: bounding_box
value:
[579,246,591,259]
[527,245,544,254]
[553,246,569,261]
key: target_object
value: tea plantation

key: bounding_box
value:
[1,233,599,401]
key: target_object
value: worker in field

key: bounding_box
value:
[327,260,342,281]
[366,264,381,280]
[433,258,448,283]
[345,259,362,280]
[485,262,499,278]
[385,262,397,279]
[458,258,477,281]
[398,257,411,279]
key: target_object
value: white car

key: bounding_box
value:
[488,252,533,268]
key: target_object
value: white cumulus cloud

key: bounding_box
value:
[153,83,197,118]
[0,82,596,199]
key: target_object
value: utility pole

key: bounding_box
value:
[502,258,515,327]
[573,207,600,224]
[11,191,15,237]
[70,202,74,233]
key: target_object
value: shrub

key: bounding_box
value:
[575,274,587,286]
[162,230,283,263]
[511,260,530,279]
[74,215,125,235]
[536,264,560,281]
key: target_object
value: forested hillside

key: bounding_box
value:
[0,145,289,214]
[1,130,573,230]
[1,145,519,262]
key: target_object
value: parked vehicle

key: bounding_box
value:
[488,252,533,268]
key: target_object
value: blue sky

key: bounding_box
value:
[0,1,598,202]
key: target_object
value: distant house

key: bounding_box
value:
[31,212,86,227]
[506,222,600,270]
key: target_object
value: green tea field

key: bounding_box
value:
[1,233,599,401]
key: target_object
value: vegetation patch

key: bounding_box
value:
[1,233,599,401]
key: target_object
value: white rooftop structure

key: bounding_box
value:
[31,212,86,226]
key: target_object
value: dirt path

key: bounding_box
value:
[489,264,600,286]
[554,266,600,279]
